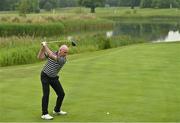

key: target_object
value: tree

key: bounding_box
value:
[118,0,140,8]
[43,1,53,11]
[31,0,40,13]
[118,0,131,6]
[140,0,152,8]
[66,0,78,7]
[18,0,31,16]
[0,0,19,11]
[57,0,67,7]
[130,0,140,9]
[177,0,180,8]
[79,0,105,13]
[39,0,58,10]
[105,0,119,7]
[17,0,40,16]
[39,0,46,9]
[151,0,179,8]
[140,0,180,8]
[131,0,135,9]
[56,0,78,7]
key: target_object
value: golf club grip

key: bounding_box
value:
[47,40,66,44]
[47,41,60,44]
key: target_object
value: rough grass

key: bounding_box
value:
[0,42,180,122]
[0,35,144,67]
[96,7,180,18]
[1,7,180,24]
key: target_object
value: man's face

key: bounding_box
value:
[58,49,68,57]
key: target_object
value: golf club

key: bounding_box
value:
[47,40,77,46]
[43,37,77,46]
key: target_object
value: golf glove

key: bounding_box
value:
[41,41,47,46]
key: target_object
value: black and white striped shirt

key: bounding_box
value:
[42,52,66,77]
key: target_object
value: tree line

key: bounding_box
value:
[0,0,180,13]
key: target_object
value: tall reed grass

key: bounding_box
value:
[0,35,145,67]
[0,23,65,37]
[0,18,113,36]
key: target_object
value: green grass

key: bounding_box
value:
[1,7,180,18]
[1,7,180,24]
[0,42,180,122]
[96,7,180,18]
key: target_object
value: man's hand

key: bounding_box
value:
[41,41,47,46]
[41,41,57,61]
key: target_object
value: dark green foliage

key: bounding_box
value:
[151,0,179,8]
[43,1,53,11]
[140,0,180,8]
[140,0,152,8]
[17,0,40,15]
[78,0,105,13]
[1,0,180,11]
[95,35,111,49]
[39,0,58,10]
[0,0,19,11]
[117,0,140,8]
[58,0,79,7]
[0,23,65,37]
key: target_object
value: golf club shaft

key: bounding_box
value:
[45,39,77,46]
[46,40,68,44]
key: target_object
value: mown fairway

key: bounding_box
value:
[0,43,180,122]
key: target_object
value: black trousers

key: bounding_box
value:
[41,71,65,115]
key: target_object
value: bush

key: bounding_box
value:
[11,17,20,23]
[96,36,111,49]
[125,10,131,14]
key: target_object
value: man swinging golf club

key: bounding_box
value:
[37,41,68,120]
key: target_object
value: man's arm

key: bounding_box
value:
[37,46,46,60]
[42,42,58,61]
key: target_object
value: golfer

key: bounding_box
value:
[37,41,68,120]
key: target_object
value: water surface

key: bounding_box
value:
[108,22,180,42]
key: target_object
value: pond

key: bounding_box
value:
[107,22,180,42]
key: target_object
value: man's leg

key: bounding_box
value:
[41,72,50,115]
[50,77,65,112]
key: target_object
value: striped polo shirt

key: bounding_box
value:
[42,52,66,77]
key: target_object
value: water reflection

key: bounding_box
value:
[109,23,180,42]
[155,31,180,42]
